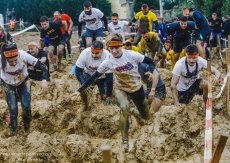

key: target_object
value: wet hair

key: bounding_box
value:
[40,16,49,22]
[1,43,18,72]
[185,44,198,55]
[91,40,103,49]
[83,1,92,7]
[112,13,118,17]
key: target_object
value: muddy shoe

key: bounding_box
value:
[10,129,17,137]
[57,63,62,71]
[24,123,30,133]
[122,140,129,152]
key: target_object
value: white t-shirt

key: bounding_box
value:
[75,47,110,77]
[172,56,207,91]
[0,50,38,86]
[78,8,104,30]
[108,20,129,42]
[97,49,144,93]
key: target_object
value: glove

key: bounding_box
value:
[104,96,114,105]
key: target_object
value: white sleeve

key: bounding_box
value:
[128,50,145,63]
[172,61,182,76]
[97,59,111,74]
[198,57,207,69]
[95,8,104,18]
[78,12,84,22]
[19,50,38,66]
[75,50,88,68]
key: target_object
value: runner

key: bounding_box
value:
[75,41,113,110]
[78,1,108,47]
[77,33,162,152]
[166,16,196,63]
[171,44,220,106]
[189,8,211,58]
[40,16,67,71]
[108,13,131,42]
[27,41,50,81]
[53,11,73,60]
[132,3,158,45]
[0,43,48,136]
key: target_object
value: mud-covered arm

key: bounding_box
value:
[77,71,103,93]
[34,60,48,81]
[170,74,180,105]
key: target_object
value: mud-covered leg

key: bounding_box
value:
[4,84,18,136]
[115,89,130,152]
[18,81,32,133]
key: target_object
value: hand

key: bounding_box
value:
[41,80,48,92]
[68,29,72,35]
[144,72,153,82]
[78,38,82,44]
[104,96,114,105]
[104,31,109,36]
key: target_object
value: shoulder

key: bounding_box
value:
[92,8,102,13]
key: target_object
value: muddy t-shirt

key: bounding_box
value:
[0,50,38,86]
[172,56,207,91]
[78,8,104,30]
[75,47,110,77]
[108,20,129,42]
[97,49,144,93]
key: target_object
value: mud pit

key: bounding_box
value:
[0,32,229,162]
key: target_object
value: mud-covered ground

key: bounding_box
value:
[0,31,229,163]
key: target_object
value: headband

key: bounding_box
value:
[107,40,123,47]
[4,49,18,58]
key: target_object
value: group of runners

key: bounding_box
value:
[0,0,229,152]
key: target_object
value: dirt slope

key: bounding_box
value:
[0,32,229,163]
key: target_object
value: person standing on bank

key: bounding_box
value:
[0,43,48,136]
[171,44,220,106]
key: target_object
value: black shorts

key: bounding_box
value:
[178,79,203,104]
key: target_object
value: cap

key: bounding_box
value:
[83,1,92,7]
[2,43,18,58]
[142,4,148,9]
